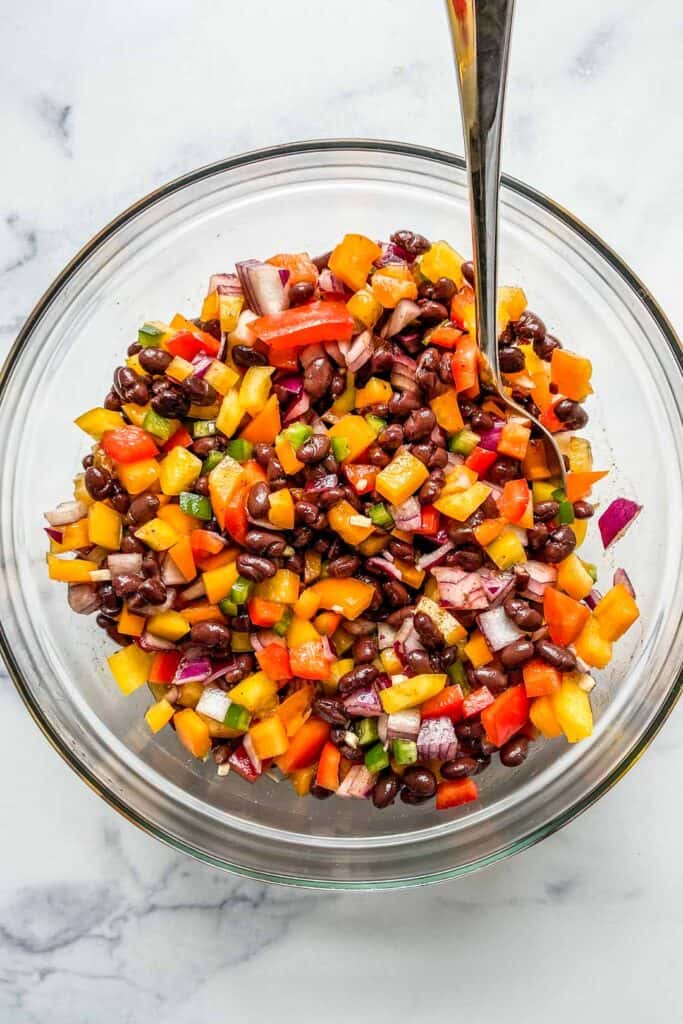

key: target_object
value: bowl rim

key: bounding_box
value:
[2,138,682,888]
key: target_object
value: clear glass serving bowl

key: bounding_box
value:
[1,141,681,889]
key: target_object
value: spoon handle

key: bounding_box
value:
[445,0,516,374]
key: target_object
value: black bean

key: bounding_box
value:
[104,390,123,411]
[535,639,577,671]
[113,366,139,400]
[386,606,416,628]
[193,476,210,496]
[253,442,274,467]
[120,534,145,555]
[318,486,346,510]
[289,281,315,306]
[82,453,95,470]
[503,596,543,633]
[236,553,276,582]
[534,500,560,522]
[138,577,167,605]
[418,299,449,323]
[527,523,549,551]
[442,756,481,779]
[402,766,436,797]
[313,697,349,726]
[372,773,401,809]
[184,377,217,406]
[534,333,561,360]
[310,783,333,800]
[291,526,313,549]
[554,398,588,430]
[328,554,360,578]
[292,500,318,527]
[343,617,377,636]
[515,310,546,342]
[500,736,529,767]
[417,470,443,506]
[213,745,232,766]
[387,537,414,563]
[192,436,225,458]
[125,493,160,527]
[190,622,231,648]
[487,456,521,486]
[447,523,476,547]
[500,638,535,668]
[298,434,330,464]
[472,665,507,691]
[450,547,483,572]
[400,788,432,805]
[353,636,378,663]
[404,407,436,441]
[151,383,190,418]
[499,346,526,373]
[338,664,378,696]
[543,524,576,563]
[461,261,475,285]
[246,482,270,519]
[312,250,332,271]
[455,720,485,741]
[404,649,433,674]
[244,529,286,557]
[140,552,160,578]
[390,230,430,256]
[138,347,172,375]
[573,500,594,519]
[431,276,458,302]
[266,454,285,483]
[366,444,390,468]
[413,611,443,650]
[383,579,411,607]
[232,345,268,367]
[388,391,421,419]
[303,357,333,400]
[84,466,112,501]
[470,408,494,433]
[411,441,433,465]
[109,483,130,514]
[98,583,122,617]
[96,613,128,646]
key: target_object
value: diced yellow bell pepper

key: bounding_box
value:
[530,695,563,738]
[73,473,94,506]
[441,464,479,496]
[327,414,377,464]
[147,610,191,642]
[126,353,145,376]
[268,488,295,530]
[174,708,211,758]
[415,596,467,644]
[157,504,200,536]
[380,648,403,675]
[550,677,593,742]
[518,343,545,378]
[201,290,220,322]
[249,715,290,759]
[593,584,639,642]
[435,481,491,522]
[310,578,376,620]
[121,402,151,428]
[567,436,593,473]
[394,558,425,589]
[371,266,418,307]
[208,454,244,531]
[107,644,153,696]
[219,293,245,334]
[376,449,430,506]
[355,377,393,409]
[116,459,159,495]
[118,604,146,638]
[87,502,123,550]
[49,518,90,554]
[231,632,253,652]
[274,436,304,475]
[255,568,300,605]
[204,360,239,396]
[74,407,125,439]
[497,285,528,330]
[346,287,383,330]
[570,518,588,549]
[145,698,175,734]
[486,527,527,570]
[227,671,278,713]
[463,630,493,667]
[328,658,355,690]
[557,553,594,601]
[287,614,320,647]
[158,446,202,496]
[418,240,466,288]
[216,389,243,439]
[358,534,388,557]
[380,673,447,713]
[239,365,274,416]
[294,588,321,620]
[429,388,464,433]
[575,616,613,669]
[329,233,383,291]
[327,500,374,546]
[198,713,245,739]
[176,680,204,708]
[166,356,195,383]
[329,378,357,418]
[532,480,560,505]
[290,764,317,796]
[47,554,98,583]
[134,517,180,551]
[201,562,239,605]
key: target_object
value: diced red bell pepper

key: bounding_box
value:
[148,649,182,684]
[288,640,331,681]
[344,464,378,496]
[435,777,479,810]
[268,347,299,371]
[462,686,495,719]
[275,718,331,773]
[420,683,465,722]
[241,460,268,487]
[163,426,194,452]
[228,743,262,782]
[465,446,497,476]
[190,529,227,559]
[315,741,341,791]
[539,400,565,434]
[481,683,530,747]
[413,504,440,537]
[256,643,292,683]
[251,301,355,351]
[522,658,561,698]
[451,335,479,395]
[166,330,219,361]
[498,478,531,524]
[222,491,249,546]
[248,597,284,628]
[543,586,591,646]
[101,426,158,463]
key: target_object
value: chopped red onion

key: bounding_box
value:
[432,567,489,610]
[108,552,143,576]
[209,272,242,295]
[324,340,346,365]
[377,714,389,743]
[382,299,421,339]
[345,330,374,373]
[375,672,392,690]
[87,569,112,583]
[138,631,175,652]
[365,556,403,581]
[318,268,349,299]
[416,541,454,571]
[243,733,263,774]
[479,569,516,607]
[391,495,422,531]
[276,373,303,396]
[320,635,335,661]
[390,351,418,391]
[417,716,458,761]
[236,260,289,316]
[377,622,397,651]
[283,390,311,423]
[377,239,414,264]
[386,709,421,740]
[304,473,338,495]
[394,614,415,652]
[343,684,382,717]
[191,355,214,379]
[336,764,376,798]
[174,657,212,685]
[401,626,425,655]
[277,268,290,286]
[44,526,64,543]
[68,583,100,615]
[585,588,602,610]
[599,498,642,549]
[45,500,88,527]
[477,605,523,651]
[523,560,557,597]
[231,309,259,345]
[196,685,231,721]
[478,421,505,452]
[614,567,635,598]
[228,744,261,781]
[180,578,206,602]
[204,659,239,684]
[161,553,187,586]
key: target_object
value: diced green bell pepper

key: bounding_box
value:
[202,450,224,475]
[230,575,253,606]
[179,491,213,520]
[448,429,480,456]
[331,437,350,462]
[224,701,251,732]
[356,717,379,746]
[192,419,217,439]
[282,423,313,450]
[365,414,387,436]
[138,322,165,347]
[391,738,418,765]
[368,502,394,530]
[364,741,390,774]
[272,607,293,637]
[143,408,175,442]
[226,438,254,462]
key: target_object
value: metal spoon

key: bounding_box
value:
[444,0,566,484]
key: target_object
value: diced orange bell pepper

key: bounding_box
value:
[268,488,295,530]
[310,578,375,620]
[267,252,319,286]
[522,658,561,697]
[371,265,418,308]
[451,334,479,393]
[375,448,430,506]
[529,695,563,738]
[180,603,226,624]
[240,394,281,444]
[251,301,355,350]
[202,561,239,605]
[556,553,594,601]
[208,455,244,530]
[248,715,290,759]
[310,613,339,639]
[174,708,211,758]
[256,643,292,682]
[194,546,235,572]
[355,377,393,408]
[522,439,552,480]
[473,518,505,547]
[574,616,613,669]
[427,324,464,349]
[551,349,593,401]
[344,464,378,496]
[450,286,476,334]
[293,588,321,620]
[498,478,530,524]
[274,435,304,475]
[288,640,331,681]
[565,471,607,503]
[498,421,531,461]
[116,458,160,495]
[168,535,197,581]
[435,778,479,810]
[329,234,382,291]
[463,630,493,668]
[118,604,146,638]
[539,401,565,434]
[275,718,331,774]
[190,527,228,558]
[497,286,527,328]
[47,554,99,583]
[327,500,374,546]
[200,289,220,322]
[315,741,341,791]
[593,584,639,642]
[290,764,316,796]
[158,503,200,536]
[481,684,529,747]
[248,597,284,628]
[429,388,464,432]
[543,586,591,646]
[277,685,315,736]
[327,414,377,464]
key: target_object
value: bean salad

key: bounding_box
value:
[45,230,641,813]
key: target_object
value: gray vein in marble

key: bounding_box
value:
[3,216,38,275]
[35,96,73,157]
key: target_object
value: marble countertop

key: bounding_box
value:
[2,1,681,1020]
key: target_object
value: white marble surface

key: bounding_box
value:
[2,0,682,1019]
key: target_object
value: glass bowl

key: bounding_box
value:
[1,141,681,889]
